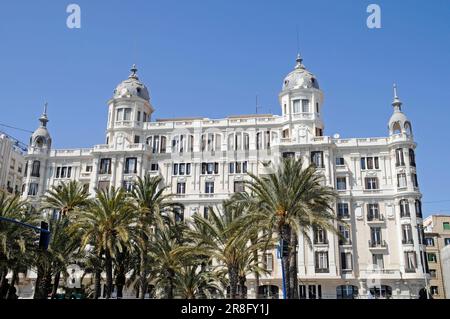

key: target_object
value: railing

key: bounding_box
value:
[367,214,385,222]
[315,268,330,273]
[369,240,387,248]
[402,239,414,245]
[313,239,329,245]
[339,239,352,246]
[338,214,351,220]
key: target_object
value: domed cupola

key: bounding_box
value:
[282,53,320,91]
[113,64,150,101]
[388,84,413,136]
[30,103,52,149]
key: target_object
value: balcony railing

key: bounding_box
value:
[402,239,414,245]
[367,214,385,222]
[315,268,330,273]
[338,214,351,220]
[339,239,352,246]
[369,240,387,248]
[313,239,329,245]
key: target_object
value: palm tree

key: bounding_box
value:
[0,191,34,299]
[174,264,223,299]
[72,187,136,299]
[234,158,338,299]
[129,175,176,299]
[148,214,189,299]
[41,181,91,218]
[36,181,90,298]
[187,204,269,299]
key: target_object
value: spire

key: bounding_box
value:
[295,53,305,69]
[392,83,402,111]
[39,102,49,127]
[129,64,139,79]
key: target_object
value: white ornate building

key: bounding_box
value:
[0,132,25,195]
[22,55,429,299]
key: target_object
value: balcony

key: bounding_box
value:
[313,239,329,246]
[315,268,330,274]
[339,239,352,246]
[338,214,351,220]
[369,240,387,249]
[367,214,385,223]
[402,239,414,245]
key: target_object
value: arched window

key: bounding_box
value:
[405,122,413,136]
[392,122,402,134]
[369,285,392,299]
[31,160,40,177]
[400,199,410,218]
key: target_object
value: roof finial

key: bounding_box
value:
[295,53,304,69]
[392,83,402,111]
[39,102,49,127]
[129,64,138,79]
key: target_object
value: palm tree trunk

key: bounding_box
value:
[51,271,61,299]
[139,250,148,299]
[289,231,299,299]
[105,251,113,299]
[94,269,101,299]
[228,267,238,299]
[0,266,8,299]
[250,235,260,298]
[167,269,175,299]
[280,224,291,299]
[239,275,247,299]
[6,268,19,299]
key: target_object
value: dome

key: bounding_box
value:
[113,65,150,101]
[388,84,412,136]
[282,54,319,91]
[30,104,52,148]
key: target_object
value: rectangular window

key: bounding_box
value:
[315,252,329,272]
[122,181,134,193]
[396,148,405,166]
[336,157,345,166]
[302,99,310,113]
[67,167,72,178]
[56,167,61,178]
[28,183,39,196]
[336,177,347,190]
[31,161,40,177]
[341,252,353,271]
[86,165,93,172]
[179,163,186,175]
[134,135,140,144]
[361,157,380,170]
[263,254,274,272]
[367,203,380,220]
[61,167,67,178]
[405,252,417,272]
[203,207,210,219]
[205,182,214,194]
[174,207,184,223]
[234,181,245,193]
[429,269,437,278]
[425,237,435,246]
[445,238,450,246]
[444,222,450,230]
[137,111,141,122]
[293,99,301,113]
[125,157,137,174]
[431,286,439,296]
[173,164,179,175]
[402,224,414,244]
[229,163,235,174]
[409,149,416,167]
[123,108,132,121]
[427,253,437,262]
[236,162,242,174]
[337,203,350,219]
[186,163,191,175]
[314,227,327,244]
[99,158,112,175]
[143,112,147,122]
[365,177,379,190]
[116,108,124,121]
[370,227,382,245]
[177,182,186,194]
[339,225,351,245]
[150,163,159,171]
[397,173,407,188]
[411,173,418,188]
[308,285,317,299]
[299,285,307,299]
[311,151,324,168]
[372,254,384,269]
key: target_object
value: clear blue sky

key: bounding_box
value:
[0,0,449,215]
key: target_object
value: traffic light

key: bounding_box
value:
[38,221,51,250]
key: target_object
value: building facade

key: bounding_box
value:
[0,132,26,195]
[22,56,429,299]
[441,245,450,299]
[423,214,450,298]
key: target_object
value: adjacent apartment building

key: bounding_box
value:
[423,214,450,299]
[21,54,429,299]
[0,132,26,195]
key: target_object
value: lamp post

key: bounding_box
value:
[0,216,51,250]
